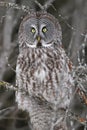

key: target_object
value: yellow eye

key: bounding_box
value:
[31,27,36,33]
[42,27,47,33]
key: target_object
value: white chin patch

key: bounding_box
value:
[26,43,36,48]
[42,43,52,47]
[26,41,52,48]
[42,40,53,47]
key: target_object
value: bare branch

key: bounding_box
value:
[0,106,16,119]
[44,0,55,10]
[0,81,17,91]
[35,0,44,10]
[35,0,55,10]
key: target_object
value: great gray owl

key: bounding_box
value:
[16,11,74,130]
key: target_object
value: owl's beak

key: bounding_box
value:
[37,36,41,43]
[36,36,42,47]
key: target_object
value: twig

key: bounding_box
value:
[0,106,16,119]
[43,0,55,10]
[35,0,44,10]
[0,81,17,91]
[68,110,87,126]
[35,0,55,10]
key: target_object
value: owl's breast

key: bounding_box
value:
[34,67,47,82]
[16,48,73,109]
[28,58,73,109]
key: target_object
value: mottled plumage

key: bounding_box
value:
[16,12,74,130]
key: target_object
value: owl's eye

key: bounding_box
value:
[31,27,36,33]
[42,27,47,33]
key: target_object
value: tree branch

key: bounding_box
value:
[35,0,55,10]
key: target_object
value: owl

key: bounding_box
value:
[16,11,74,130]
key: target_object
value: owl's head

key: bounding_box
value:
[18,12,62,48]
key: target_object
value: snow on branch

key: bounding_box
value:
[0,1,30,12]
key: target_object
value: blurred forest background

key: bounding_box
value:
[0,0,87,130]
